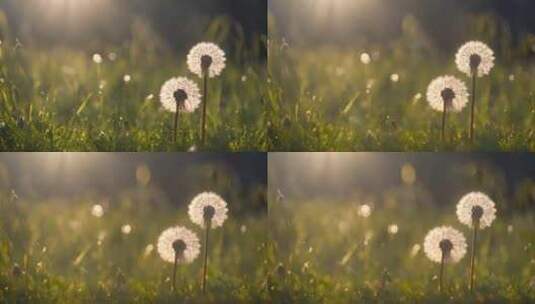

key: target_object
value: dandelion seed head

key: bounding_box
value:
[240,225,247,234]
[360,52,371,65]
[92,53,103,64]
[507,225,514,233]
[390,73,400,83]
[188,145,197,152]
[388,224,399,235]
[455,41,495,77]
[241,75,248,82]
[187,42,226,78]
[358,204,371,218]
[121,224,132,235]
[157,226,200,264]
[426,76,469,112]
[456,191,496,229]
[91,204,104,217]
[188,192,228,229]
[424,226,467,263]
[159,77,201,113]
[123,75,131,83]
[508,74,515,82]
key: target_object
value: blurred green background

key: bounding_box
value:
[267,153,535,302]
[0,153,268,302]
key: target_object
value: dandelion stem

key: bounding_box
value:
[172,251,178,292]
[439,250,445,292]
[470,74,476,143]
[441,102,447,142]
[469,223,478,291]
[202,221,211,293]
[173,103,180,144]
[201,72,208,146]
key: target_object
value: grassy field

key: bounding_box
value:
[0,16,267,152]
[0,186,269,303]
[267,15,535,151]
[267,193,535,303]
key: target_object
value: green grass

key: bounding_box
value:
[0,17,267,152]
[0,186,269,303]
[267,15,535,151]
[267,195,535,303]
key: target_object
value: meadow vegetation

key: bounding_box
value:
[267,14,535,151]
[0,14,267,151]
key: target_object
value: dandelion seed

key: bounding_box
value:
[157,226,200,291]
[414,93,422,101]
[123,75,131,83]
[240,225,247,234]
[187,42,226,145]
[99,80,107,90]
[456,41,494,142]
[360,52,371,65]
[457,191,496,291]
[388,224,399,235]
[426,75,469,142]
[410,244,421,257]
[241,75,247,82]
[92,53,103,64]
[159,77,201,144]
[401,163,416,185]
[358,204,371,218]
[188,145,197,152]
[121,224,132,235]
[108,52,117,61]
[143,244,154,257]
[188,191,228,293]
[146,94,154,100]
[508,74,515,82]
[507,225,513,233]
[390,73,400,83]
[424,226,467,292]
[91,204,104,218]
[276,189,285,203]
[364,230,373,246]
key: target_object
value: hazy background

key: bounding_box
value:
[269,153,535,212]
[0,0,267,61]
[0,153,267,214]
[269,0,535,53]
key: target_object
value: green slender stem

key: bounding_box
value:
[470,223,478,291]
[202,221,211,293]
[201,73,208,146]
[441,101,447,142]
[470,74,476,143]
[172,252,178,292]
[439,251,445,292]
[173,104,179,144]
